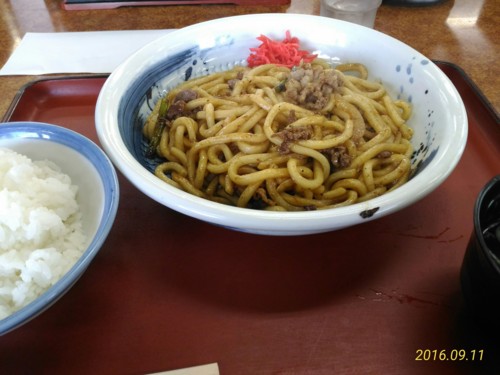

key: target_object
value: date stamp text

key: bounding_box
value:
[415,349,484,361]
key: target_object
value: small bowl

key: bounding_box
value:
[0,121,119,335]
[461,175,500,328]
[95,13,467,236]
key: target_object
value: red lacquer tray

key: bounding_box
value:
[1,62,499,375]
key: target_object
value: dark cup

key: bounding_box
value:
[460,175,500,327]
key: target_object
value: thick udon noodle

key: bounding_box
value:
[143,61,414,211]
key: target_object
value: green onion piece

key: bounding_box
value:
[146,98,170,158]
[275,78,288,93]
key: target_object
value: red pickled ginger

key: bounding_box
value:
[247,30,317,68]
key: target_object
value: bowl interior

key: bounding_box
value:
[96,14,467,235]
[3,138,104,242]
[0,127,110,242]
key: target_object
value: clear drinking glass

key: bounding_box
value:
[320,0,383,28]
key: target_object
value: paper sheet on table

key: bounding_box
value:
[0,30,174,75]
[148,363,219,375]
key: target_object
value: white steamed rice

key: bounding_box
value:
[0,147,86,319]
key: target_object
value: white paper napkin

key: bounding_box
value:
[0,29,174,75]
[148,362,220,375]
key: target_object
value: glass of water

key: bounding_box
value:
[320,0,383,28]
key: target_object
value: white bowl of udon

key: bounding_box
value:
[95,13,467,236]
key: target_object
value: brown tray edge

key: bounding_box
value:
[434,60,499,122]
[1,74,110,123]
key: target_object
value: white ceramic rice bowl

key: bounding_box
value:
[0,121,119,334]
[95,13,467,236]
